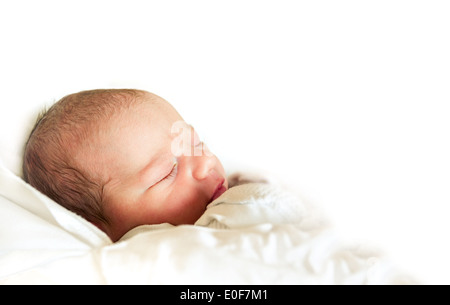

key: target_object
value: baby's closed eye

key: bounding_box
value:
[164,162,178,181]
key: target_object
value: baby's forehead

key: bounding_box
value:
[89,98,181,143]
[66,90,183,152]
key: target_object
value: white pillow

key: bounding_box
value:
[0,161,111,278]
[0,99,42,178]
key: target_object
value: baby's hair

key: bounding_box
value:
[23,89,148,227]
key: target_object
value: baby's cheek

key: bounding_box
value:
[162,189,202,223]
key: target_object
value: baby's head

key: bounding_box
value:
[23,89,228,241]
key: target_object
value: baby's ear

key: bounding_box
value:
[227,171,271,188]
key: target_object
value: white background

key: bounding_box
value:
[1,0,449,284]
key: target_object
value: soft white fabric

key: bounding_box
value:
[0,163,412,284]
[0,162,111,282]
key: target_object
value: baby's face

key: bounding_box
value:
[82,94,228,241]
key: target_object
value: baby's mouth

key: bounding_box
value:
[209,180,227,203]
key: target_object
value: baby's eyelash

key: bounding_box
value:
[164,162,178,180]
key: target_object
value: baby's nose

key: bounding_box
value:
[192,155,216,181]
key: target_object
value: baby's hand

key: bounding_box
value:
[227,171,271,188]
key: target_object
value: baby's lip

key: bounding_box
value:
[209,179,227,203]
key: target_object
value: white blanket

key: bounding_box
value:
[0,163,412,284]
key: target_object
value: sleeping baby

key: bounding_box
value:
[23,89,265,242]
[21,89,413,284]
